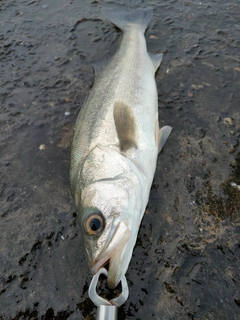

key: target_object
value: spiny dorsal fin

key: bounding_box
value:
[113,101,137,152]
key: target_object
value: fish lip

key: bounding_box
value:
[90,221,131,277]
[90,256,110,274]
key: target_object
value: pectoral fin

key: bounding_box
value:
[113,101,137,152]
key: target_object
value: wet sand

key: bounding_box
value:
[0,0,240,319]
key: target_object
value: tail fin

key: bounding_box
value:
[101,7,153,33]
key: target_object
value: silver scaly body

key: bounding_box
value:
[70,7,171,288]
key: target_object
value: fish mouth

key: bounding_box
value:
[90,221,131,288]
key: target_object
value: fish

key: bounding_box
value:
[70,6,172,289]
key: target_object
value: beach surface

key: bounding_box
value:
[0,0,240,319]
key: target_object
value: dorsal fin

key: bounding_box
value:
[92,57,109,77]
[113,101,137,151]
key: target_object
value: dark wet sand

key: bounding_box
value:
[0,0,240,319]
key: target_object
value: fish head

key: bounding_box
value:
[77,177,138,288]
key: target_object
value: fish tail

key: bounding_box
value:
[101,7,153,33]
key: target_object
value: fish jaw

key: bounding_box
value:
[90,220,132,288]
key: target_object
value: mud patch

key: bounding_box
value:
[193,152,240,220]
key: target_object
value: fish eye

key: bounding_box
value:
[84,213,105,236]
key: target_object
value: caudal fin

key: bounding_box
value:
[101,7,153,33]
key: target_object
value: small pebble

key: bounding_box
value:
[48,101,55,107]
[223,117,232,125]
[230,182,237,187]
[191,84,203,90]
[39,144,46,150]
[229,145,236,154]
[230,182,240,191]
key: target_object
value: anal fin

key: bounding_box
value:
[149,53,163,72]
[113,101,137,152]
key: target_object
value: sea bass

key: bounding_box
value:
[70,7,172,289]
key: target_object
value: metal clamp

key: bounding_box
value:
[88,268,129,320]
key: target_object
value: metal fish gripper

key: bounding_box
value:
[88,268,129,320]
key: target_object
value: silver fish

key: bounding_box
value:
[70,7,172,289]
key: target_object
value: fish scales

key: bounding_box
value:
[70,7,172,289]
[72,31,153,167]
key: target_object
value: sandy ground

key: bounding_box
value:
[0,0,240,319]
